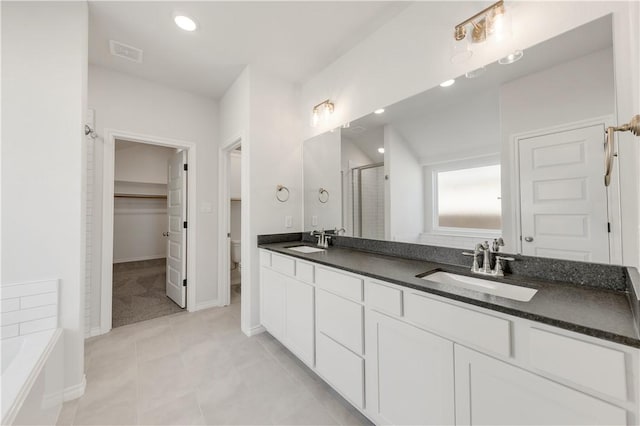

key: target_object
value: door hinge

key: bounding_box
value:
[183,279,187,287]
[607,222,611,233]
[183,164,188,171]
[183,221,188,229]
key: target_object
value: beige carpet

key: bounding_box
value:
[112,258,184,328]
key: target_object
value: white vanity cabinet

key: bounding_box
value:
[258,249,640,426]
[454,345,627,426]
[260,251,315,366]
[365,310,455,425]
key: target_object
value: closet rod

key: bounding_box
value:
[114,194,167,199]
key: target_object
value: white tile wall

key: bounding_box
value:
[85,138,94,337]
[0,279,58,339]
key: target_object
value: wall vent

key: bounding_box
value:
[109,40,143,63]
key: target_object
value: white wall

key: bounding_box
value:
[220,66,302,335]
[230,151,241,200]
[300,1,639,265]
[500,47,616,253]
[88,65,219,327]
[1,2,88,393]
[304,131,342,232]
[385,125,423,243]
[113,198,167,263]
[114,142,175,184]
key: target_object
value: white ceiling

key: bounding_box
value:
[89,1,411,99]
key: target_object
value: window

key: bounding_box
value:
[434,164,501,231]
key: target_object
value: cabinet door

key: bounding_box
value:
[454,345,627,426]
[260,267,285,339]
[284,277,315,366]
[366,311,455,425]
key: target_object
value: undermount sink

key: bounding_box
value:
[419,271,538,302]
[285,245,326,254]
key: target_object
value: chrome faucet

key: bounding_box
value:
[462,238,514,277]
[309,229,331,248]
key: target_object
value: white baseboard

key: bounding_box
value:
[243,324,266,337]
[85,326,104,338]
[191,299,221,312]
[113,255,165,264]
[63,375,86,401]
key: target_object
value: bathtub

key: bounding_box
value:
[1,328,64,425]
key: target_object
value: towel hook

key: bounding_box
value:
[605,114,640,186]
[318,187,329,203]
[276,185,290,202]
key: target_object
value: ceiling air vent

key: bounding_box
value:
[109,40,143,63]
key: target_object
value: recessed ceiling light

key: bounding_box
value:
[440,79,455,87]
[378,147,385,154]
[374,108,385,114]
[498,49,523,65]
[174,15,198,32]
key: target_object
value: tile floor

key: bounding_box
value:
[57,289,372,425]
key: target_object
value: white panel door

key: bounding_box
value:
[454,345,627,426]
[366,311,455,425]
[166,150,187,308]
[518,124,610,262]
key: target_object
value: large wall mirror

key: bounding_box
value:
[304,15,626,265]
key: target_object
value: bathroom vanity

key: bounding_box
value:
[258,240,640,426]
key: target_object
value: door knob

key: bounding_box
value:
[524,236,534,242]
[163,232,170,237]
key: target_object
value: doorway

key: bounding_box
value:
[229,146,242,305]
[514,118,622,264]
[101,130,197,334]
[111,140,186,327]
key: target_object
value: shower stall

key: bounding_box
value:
[344,163,385,240]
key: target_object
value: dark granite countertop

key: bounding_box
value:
[259,241,640,349]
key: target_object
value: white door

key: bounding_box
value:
[166,150,187,308]
[284,277,315,366]
[518,124,610,262]
[260,267,286,339]
[454,345,626,425]
[366,311,455,425]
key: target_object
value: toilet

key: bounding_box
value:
[231,240,241,268]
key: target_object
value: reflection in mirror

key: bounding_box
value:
[303,15,620,264]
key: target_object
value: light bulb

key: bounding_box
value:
[487,5,511,42]
[174,15,198,32]
[374,108,385,114]
[311,109,320,127]
[450,37,473,63]
[440,79,455,88]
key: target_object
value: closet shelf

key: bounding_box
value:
[114,193,167,199]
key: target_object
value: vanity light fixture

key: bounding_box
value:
[311,99,335,127]
[374,108,385,114]
[440,79,455,87]
[498,49,523,64]
[174,15,198,31]
[378,147,385,154]
[451,0,512,63]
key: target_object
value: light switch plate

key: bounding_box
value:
[285,216,292,228]
[312,215,318,226]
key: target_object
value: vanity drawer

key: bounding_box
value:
[405,292,511,357]
[259,250,271,267]
[529,328,627,401]
[316,267,363,301]
[271,254,295,276]
[296,260,314,284]
[317,289,364,355]
[366,281,403,317]
[316,332,364,408]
